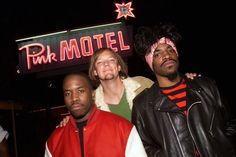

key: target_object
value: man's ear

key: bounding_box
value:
[93,70,98,76]
[118,65,121,72]
[92,90,95,100]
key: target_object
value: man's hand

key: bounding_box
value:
[56,116,70,128]
[185,73,201,80]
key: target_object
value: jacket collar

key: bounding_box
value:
[69,105,101,129]
[148,76,202,112]
[95,77,141,111]
[148,82,181,112]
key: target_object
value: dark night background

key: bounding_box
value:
[0,0,235,156]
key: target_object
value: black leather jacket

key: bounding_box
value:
[132,77,235,157]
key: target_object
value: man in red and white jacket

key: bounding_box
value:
[45,72,147,157]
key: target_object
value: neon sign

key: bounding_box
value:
[115,2,135,19]
[16,22,132,74]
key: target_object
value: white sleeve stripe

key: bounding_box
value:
[125,126,147,157]
[44,142,52,157]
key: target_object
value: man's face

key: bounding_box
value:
[93,50,121,81]
[152,43,179,79]
[63,75,94,121]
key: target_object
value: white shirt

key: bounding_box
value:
[0,125,8,142]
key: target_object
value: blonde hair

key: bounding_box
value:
[89,48,128,83]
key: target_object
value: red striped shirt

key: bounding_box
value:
[161,79,187,113]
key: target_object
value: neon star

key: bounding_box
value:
[115,2,135,19]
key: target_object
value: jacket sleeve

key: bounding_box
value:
[125,126,147,157]
[208,78,236,149]
[44,142,52,157]
[207,78,236,135]
[0,126,8,142]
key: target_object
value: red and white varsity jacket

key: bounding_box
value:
[45,106,147,157]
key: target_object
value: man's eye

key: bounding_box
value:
[153,51,160,57]
[96,61,102,65]
[64,92,70,97]
[78,89,85,93]
[169,49,175,53]
[109,59,115,62]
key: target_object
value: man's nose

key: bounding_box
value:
[162,51,170,60]
[103,60,110,66]
[72,92,79,101]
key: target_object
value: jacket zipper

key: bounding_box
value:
[186,101,202,157]
[166,100,202,157]
[167,113,185,157]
